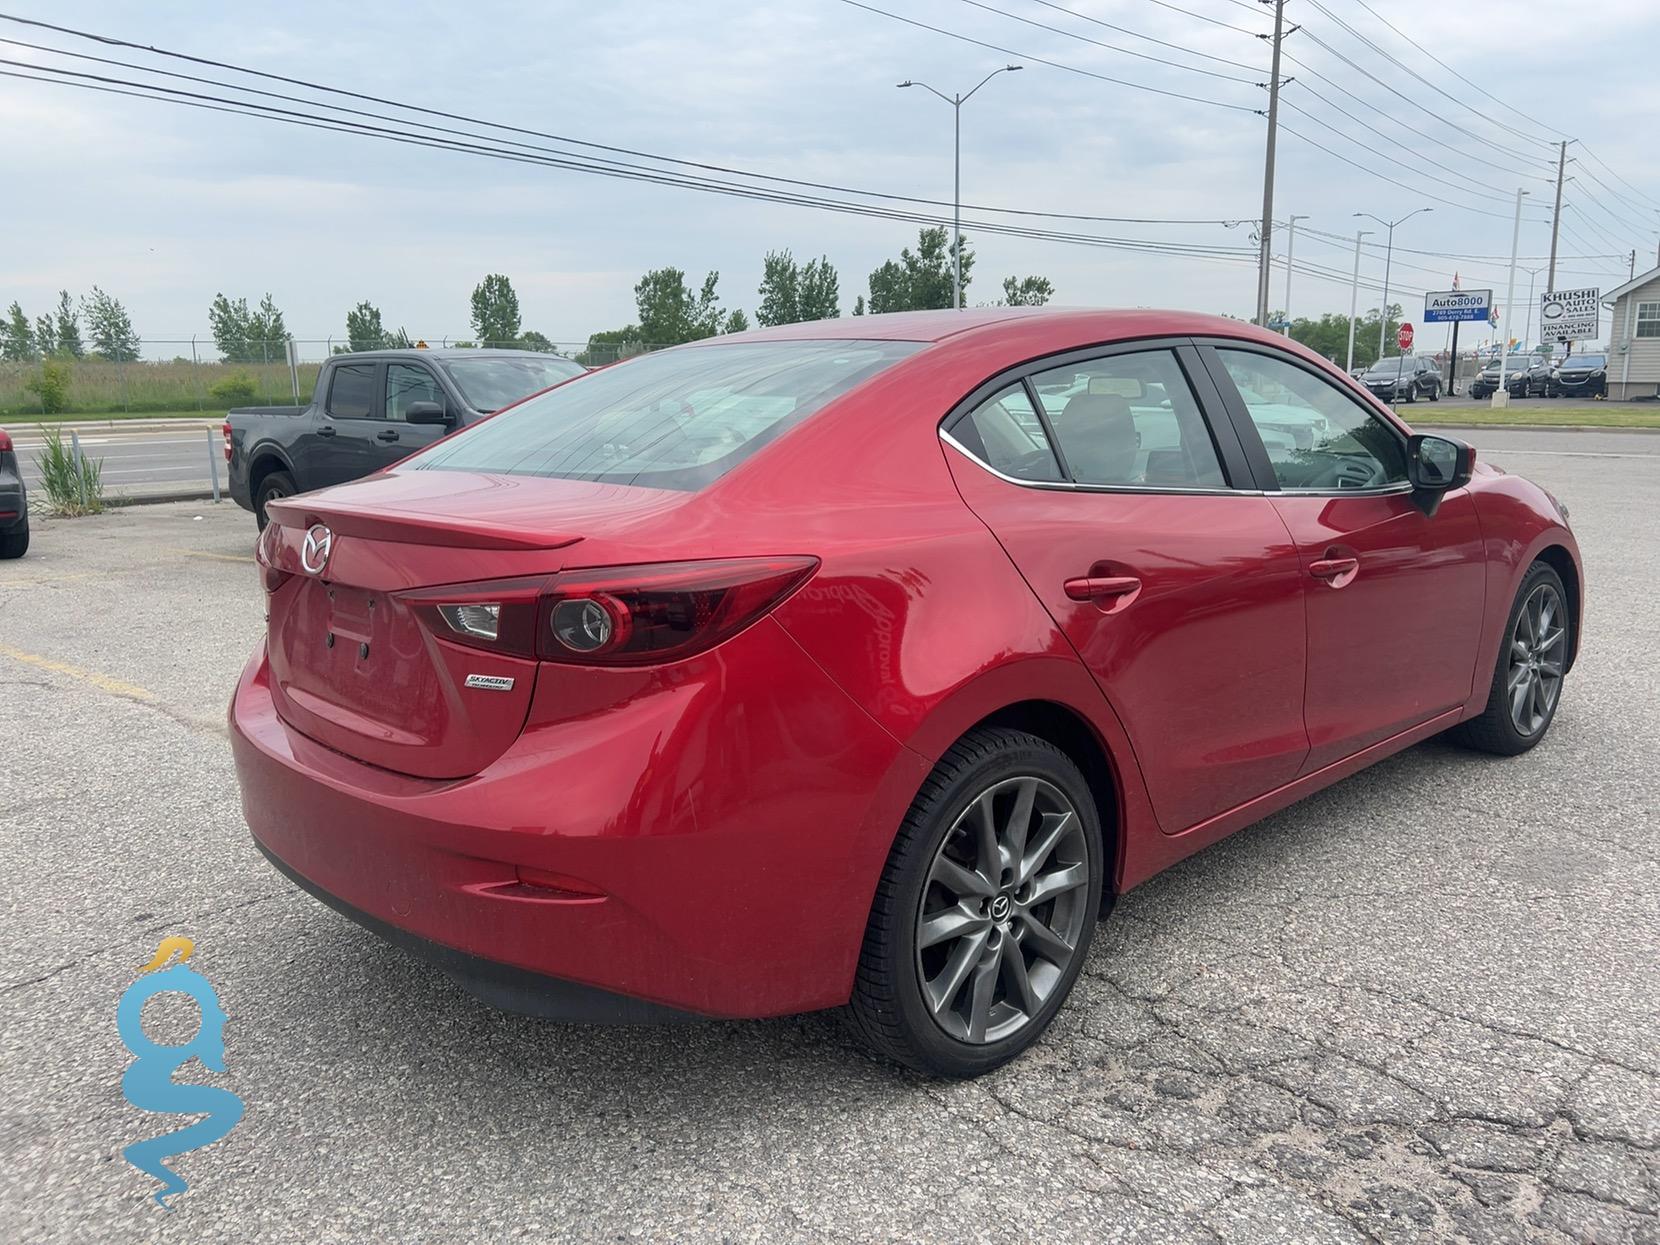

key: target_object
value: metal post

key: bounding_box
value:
[1378,224,1395,359]
[206,427,221,502]
[952,94,962,310]
[1547,139,1568,294]
[1448,320,1460,396]
[286,338,301,404]
[1254,0,1287,326]
[1282,214,1307,331]
[1495,187,1528,407]
[1345,229,1370,373]
[191,336,203,411]
[70,429,86,509]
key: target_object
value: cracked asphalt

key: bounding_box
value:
[1,426,1655,1243]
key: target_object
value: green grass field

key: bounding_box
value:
[1408,404,1660,429]
[0,357,318,418]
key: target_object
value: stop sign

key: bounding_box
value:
[1398,322,1415,351]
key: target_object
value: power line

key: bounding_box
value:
[949,0,1262,81]
[833,0,1260,110]
[1135,0,1264,36]
[1297,223,1621,264]
[0,22,1248,228]
[1576,145,1660,214]
[1010,0,1265,72]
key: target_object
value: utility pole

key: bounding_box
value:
[1345,229,1371,373]
[1282,213,1308,330]
[1495,187,1529,407]
[1547,139,1568,293]
[1631,250,1638,281]
[1254,0,1288,326]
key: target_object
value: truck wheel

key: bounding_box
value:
[255,471,296,531]
[0,517,28,559]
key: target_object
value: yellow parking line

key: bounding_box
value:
[0,643,156,701]
[0,572,101,589]
[158,546,255,564]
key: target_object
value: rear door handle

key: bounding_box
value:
[1064,575,1141,602]
[316,425,336,438]
[377,429,400,442]
[1309,557,1359,581]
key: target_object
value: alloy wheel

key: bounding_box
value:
[1507,582,1566,736]
[915,776,1090,1044]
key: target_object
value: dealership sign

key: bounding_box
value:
[1423,289,1493,323]
[1540,288,1599,341]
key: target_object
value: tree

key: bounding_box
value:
[723,308,750,334]
[247,294,287,360]
[853,295,866,316]
[210,292,287,362]
[470,274,521,347]
[577,326,643,366]
[518,329,555,352]
[863,227,973,313]
[634,267,726,345]
[0,302,35,361]
[82,287,140,361]
[345,300,387,351]
[34,313,56,358]
[799,256,840,321]
[1287,303,1402,370]
[756,250,802,327]
[53,290,84,358]
[999,275,1054,307]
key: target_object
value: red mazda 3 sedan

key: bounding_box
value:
[232,309,1582,1076]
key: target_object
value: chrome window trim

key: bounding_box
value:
[940,430,1266,498]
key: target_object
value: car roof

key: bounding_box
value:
[709,306,1319,350]
[331,348,575,362]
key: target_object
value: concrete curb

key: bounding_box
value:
[106,490,221,508]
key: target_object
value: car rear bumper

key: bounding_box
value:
[229,623,924,1021]
[0,483,24,529]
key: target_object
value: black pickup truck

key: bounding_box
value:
[226,348,585,528]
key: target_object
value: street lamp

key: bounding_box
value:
[1345,229,1373,374]
[1355,207,1434,356]
[1282,214,1308,330]
[898,65,1023,310]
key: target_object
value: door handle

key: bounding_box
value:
[316,425,336,438]
[1309,556,1359,584]
[1064,575,1141,602]
[377,429,400,442]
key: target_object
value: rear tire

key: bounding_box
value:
[1449,561,1569,756]
[847,727,1104,1078]
[0,518,28,559]
[254,470,296,532]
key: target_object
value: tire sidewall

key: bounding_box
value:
[887,739,1104,1078]
[1494,561,1570,748]
[255,472,295,531]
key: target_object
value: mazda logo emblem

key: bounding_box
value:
[990,895,1012,922]
[300,524,333,576]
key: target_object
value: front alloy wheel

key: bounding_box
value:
[1506,581,1567,737]
[848,726,1104,1077]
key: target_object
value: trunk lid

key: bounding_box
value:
[261,469,689,778]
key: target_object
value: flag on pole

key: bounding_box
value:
[1452,272,1461,290]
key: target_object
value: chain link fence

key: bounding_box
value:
[0,337,672,418]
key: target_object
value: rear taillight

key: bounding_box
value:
[255,521,292,594]
[222,422,232,462]
[405,557,818,666]
[0,429,13,452]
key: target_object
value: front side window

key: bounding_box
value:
[326,363,375,420]
[385,364,445,421]
[954,384,1062,481]
[1636,302,1660,339]
[1216,349,1408,491]
[417,340,922,490]
[1031,350,1225,488]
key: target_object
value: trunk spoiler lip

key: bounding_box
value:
[265,496,585,552]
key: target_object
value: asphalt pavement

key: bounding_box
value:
[0,429,1655,1243]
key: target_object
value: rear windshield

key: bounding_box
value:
[439,356,586,413]
[415,340,923,490]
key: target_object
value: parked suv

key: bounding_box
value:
[1359,355,1440,403]
[226,348,587,528]
[1506,356,1553,398]
[1549,353,1608,398]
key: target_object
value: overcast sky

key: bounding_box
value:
[3,0,1657,356]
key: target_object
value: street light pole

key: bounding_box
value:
[1283,214,1308,330]
[1494,187,1530,408]
[1355,208,1433,357]
[898,65,1023,310]
[1345,229,1372,373]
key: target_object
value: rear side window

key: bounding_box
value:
[1032,350,1226,488]
[327,364,375,420]
[954,384,1062,482]
[415,340,922,490]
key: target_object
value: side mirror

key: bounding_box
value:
[1407,433,1474,515]
[405,400,453,425]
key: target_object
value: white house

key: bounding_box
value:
[1602,264,1660,400]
